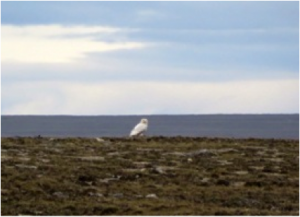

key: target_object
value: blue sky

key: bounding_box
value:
[1,1,299,114]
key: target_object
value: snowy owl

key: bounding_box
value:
[129,118,148,137]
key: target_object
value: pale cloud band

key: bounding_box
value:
[2,23,298,115]
[2,79,298,115]
[2,24,148,63]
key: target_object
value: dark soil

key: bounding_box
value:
[1,136,299,215]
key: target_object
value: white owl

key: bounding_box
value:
[129,118,148,137]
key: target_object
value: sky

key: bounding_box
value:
[1,1,299,115]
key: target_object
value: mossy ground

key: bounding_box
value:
[1,136,299,215]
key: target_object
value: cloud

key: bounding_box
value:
[1,2,298,116]
[1,24,148,63]
[2,79,298,115]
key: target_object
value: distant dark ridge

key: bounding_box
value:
[2,136,298,144]
[104,136,299,143]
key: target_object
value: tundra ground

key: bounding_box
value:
[1,137,299,215]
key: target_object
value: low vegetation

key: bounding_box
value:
[1,136,299,215]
